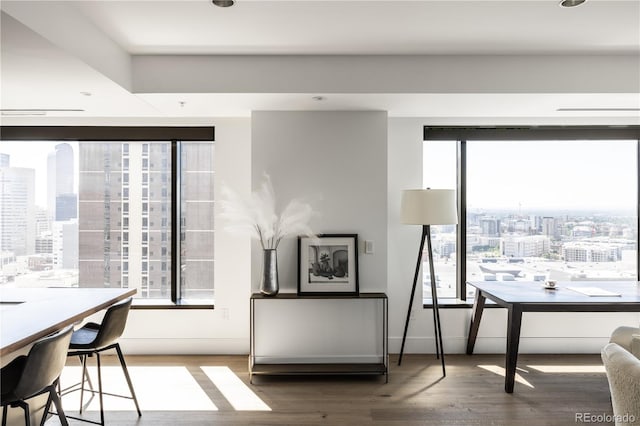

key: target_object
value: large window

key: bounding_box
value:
[423,127,640,301]
[466,140,637,298]
[0,127,214,305]
[422,141,458,299]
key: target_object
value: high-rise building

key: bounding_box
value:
[501,235,549,258]
[52,220,78,269]
[78,143,173,298]
[479,216,500,236]
[35,207,51,237]
[542,216,557,239]
[35,232,53,254]
[77,142,215,299]
[0,154,9,168]
[47,143,77,221]
[563,242,622,262]
[56,193,78,221]
[437,239,456,258]
[0,166,36,256]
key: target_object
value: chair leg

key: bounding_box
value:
[96,352,105,426]
[79,354,87,414]
[16,401,30,426]
[79,355,94,392]
[38,391,53,426]
[2,405,7,426]
[48,383,69,426]
[115,344,142,417]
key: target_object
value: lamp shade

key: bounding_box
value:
[401,189,458,225]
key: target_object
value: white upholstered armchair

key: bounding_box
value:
[601,343,640,426]
[610,326,640,359]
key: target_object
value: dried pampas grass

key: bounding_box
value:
[220,174,315,249]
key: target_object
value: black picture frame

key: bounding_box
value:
[297,234,359,295]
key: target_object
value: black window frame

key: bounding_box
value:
[0,126,215,309]
[423,125,640,302]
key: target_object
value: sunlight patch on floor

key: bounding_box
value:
[60,366,218,411]
[200,366,271,411]
[526,365,606,374]
[477,365,534,388]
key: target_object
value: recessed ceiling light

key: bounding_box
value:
[212,0,234,7]
[559,0,587,8]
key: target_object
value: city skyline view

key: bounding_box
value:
[2,139,637,302]
[427,205,638,300]
[469,206,637,217]
[423,139,638,299]
[0,142,80,208]
[0,140,215,301]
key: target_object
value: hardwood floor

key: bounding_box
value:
[44,353,613,426]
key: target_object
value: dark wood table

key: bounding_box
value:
[466,281,640,393]
[1,287,136,357]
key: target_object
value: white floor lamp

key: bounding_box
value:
[397,188,458,376]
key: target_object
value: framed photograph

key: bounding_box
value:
[298,234,359,295]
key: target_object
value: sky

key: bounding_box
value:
[1,139,636,213]
[424,140,637,212]
[1,141,79,209]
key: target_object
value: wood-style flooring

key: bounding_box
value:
[42,353,613,426]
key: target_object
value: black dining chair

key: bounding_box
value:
[65,297,141,426]
[1,325,74,426]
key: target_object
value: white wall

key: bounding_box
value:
[118,114,639,356]
[251,111,388,294]
[249,111,388,359]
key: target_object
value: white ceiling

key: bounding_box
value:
[1,0,639,124]
[72,0,639,55]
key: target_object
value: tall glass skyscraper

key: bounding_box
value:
[48,143,77,221]
[78,142,173,298]
[0,157,36,256]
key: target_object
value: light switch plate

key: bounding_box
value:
[364,240,374,254]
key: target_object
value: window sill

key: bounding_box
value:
[131,299,215,310]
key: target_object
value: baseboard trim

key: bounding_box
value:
[388,336,611,355]
[118,338,248,355]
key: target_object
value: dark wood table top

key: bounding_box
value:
[0,287,136,356]
[251,292,387,300]
[467,281,640,310]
